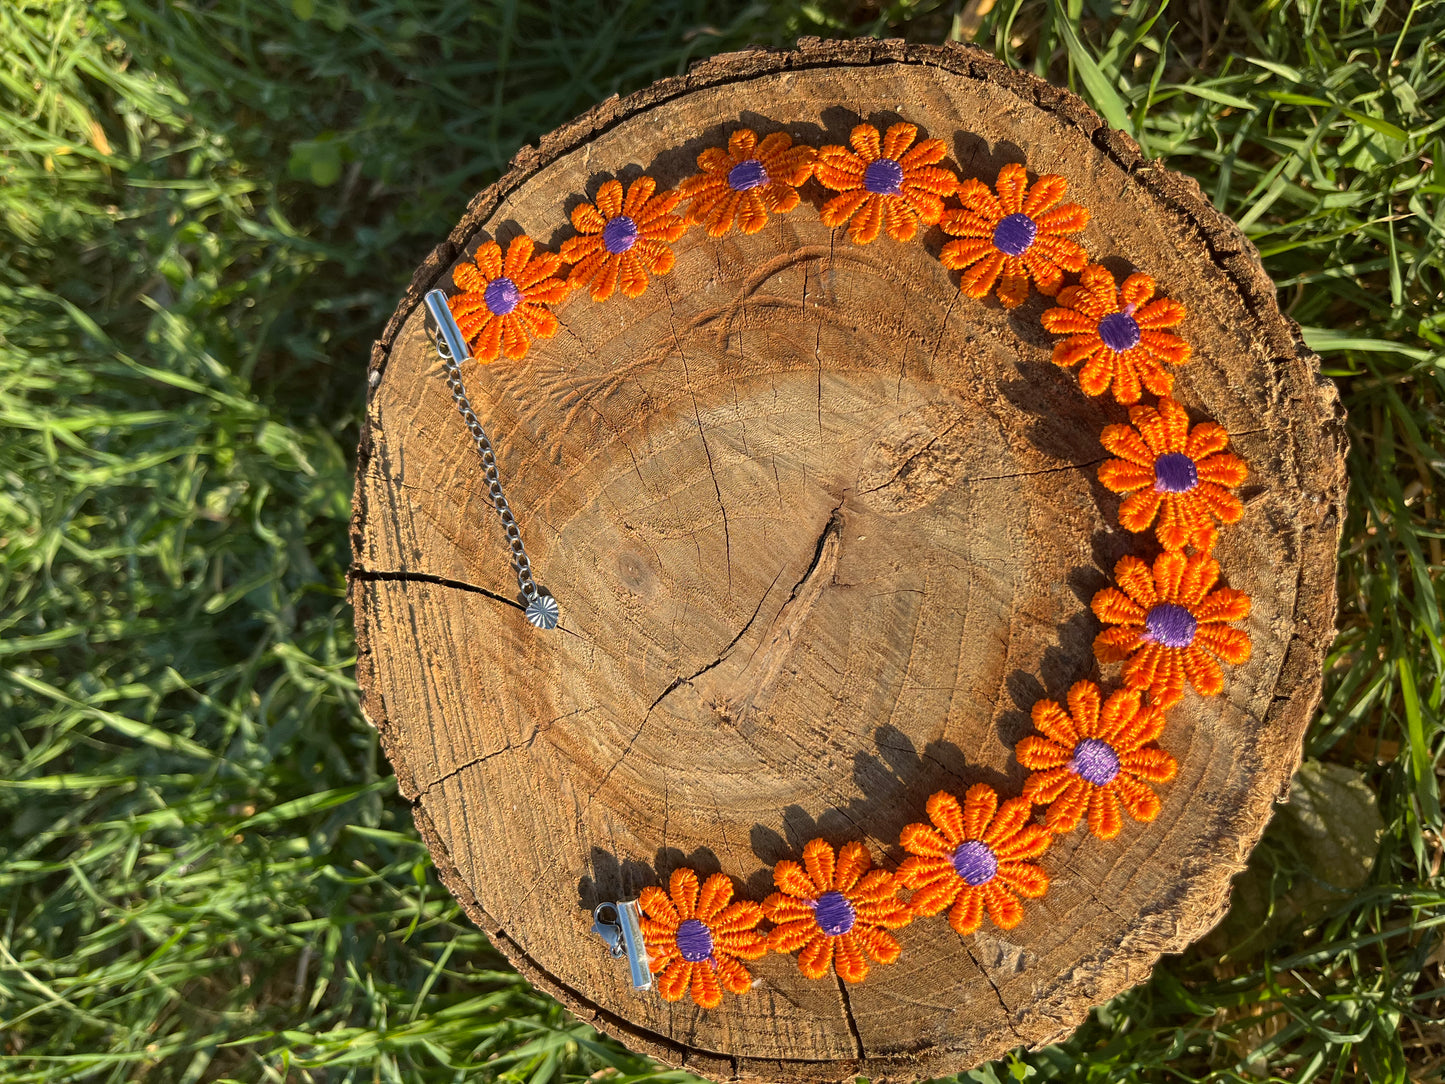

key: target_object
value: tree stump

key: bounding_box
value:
[351,39,1347,1081]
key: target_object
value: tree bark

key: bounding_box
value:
[350,38,1347,1081]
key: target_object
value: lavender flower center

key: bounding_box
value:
[1145,602,1198,648]
[675,918,714,963]
[483,276,522,316]
[1068,737,1121,786]
[727,158,769,191]
[811,890,856,937]
[951,840,998,887]
[1153,452,1199,494]
[602,215,638,255]
[992,212,1038,257]
[1097,311,1142,352]
[862,158,904,195]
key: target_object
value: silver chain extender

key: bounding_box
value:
[422,288,559,630]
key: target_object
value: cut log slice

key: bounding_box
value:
[351,38,1347,1082]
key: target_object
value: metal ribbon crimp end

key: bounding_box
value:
[592,900,652,993]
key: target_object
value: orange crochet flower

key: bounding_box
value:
[1093,551,1252,709]
[897,785,1050,935]
[763,839,911,983]
[560,177,687,302]
[940,163,1090,308]
[448,236,567,362]
[637,868,767,1008]
[815,122,956,245]
[677,129,816,237]
[1099,397,1248,552]
[1040,265,1191,404]
[1017,681,1177,839]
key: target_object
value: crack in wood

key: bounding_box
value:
[835,973,865,1060]
[663,280,734,595]
[650,562,789,704]
[917,286,961,411]
[871,733,973,792]
[583,714,649,813]
[812,231,833,446]
[418,706,593,795]
[580,502,847,819]
[858,414,968,496]
[709,500,845,723]
[962,941,1024,1043]
[646,498,843,727]
[348,565,521,610]
[957,456,1109,486]
[857,425,1267,499]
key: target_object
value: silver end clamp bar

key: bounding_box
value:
[592,899,653,993]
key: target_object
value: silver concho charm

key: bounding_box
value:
[525,592,560,630]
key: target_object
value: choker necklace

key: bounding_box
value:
[419,118,1253,1009]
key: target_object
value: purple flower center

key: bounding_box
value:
[602,215,638,255]
[992,212,1038,257]
[727,158,769,191]
[483,276,522,316]
[1145,602,1198,648]
[951,840,998,887]
[1098,311,1142,352]
[811,890,856,937]
[1068,737,1121,786]
[863,158,904,196]
[1154,452,1199,494]
[676,918,714,963]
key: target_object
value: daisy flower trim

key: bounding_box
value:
[1093,551,1253,709]
[763,838,911,984]
[898,784,1051,935]
[1016,681,1178,839]
[638,868,767,1008]
[815,122,957,245]
[448,235,567,362]
[560,176,688,302]
[940,162,1090,308]
[426,119,1267,1008]
[1041,264,1191,404]
[1098,396,1248,552]
[678,128,816,237]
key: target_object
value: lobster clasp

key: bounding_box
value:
[591,900,652,993]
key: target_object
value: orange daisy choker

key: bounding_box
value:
[419,117,1253,1008]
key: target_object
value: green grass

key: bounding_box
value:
[0,0,1441,1080]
